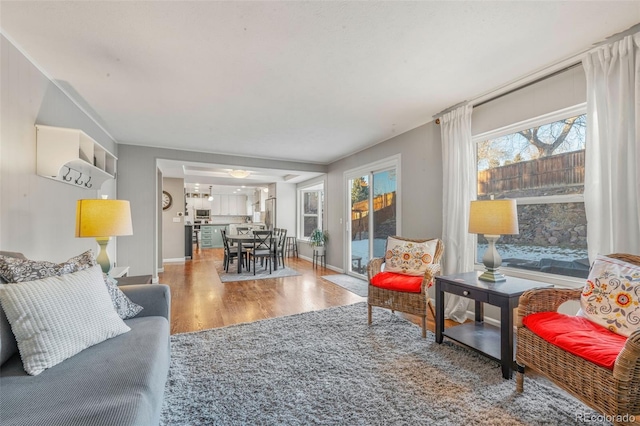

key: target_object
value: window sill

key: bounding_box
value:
[473,264,585,289]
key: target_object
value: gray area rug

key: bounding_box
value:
[161,303,607,425]
[216,261,300,282]
[322,274,368,297]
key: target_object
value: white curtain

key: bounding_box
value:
[583,33,640,261]
[441,104,475,323]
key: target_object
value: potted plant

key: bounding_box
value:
[308,228,328,254]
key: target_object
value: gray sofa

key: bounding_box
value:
[0,252,171,426]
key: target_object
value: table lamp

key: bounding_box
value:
[468,199,519,282]
[75,199,133,274]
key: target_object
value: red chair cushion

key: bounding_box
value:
[370,272,424,293]
[523,312,627,370]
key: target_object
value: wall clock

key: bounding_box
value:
[162,190,173,210]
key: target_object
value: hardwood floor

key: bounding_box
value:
[159,246,453,335]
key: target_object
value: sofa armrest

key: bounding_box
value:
[120,284,171,322]
[516,287,581,327]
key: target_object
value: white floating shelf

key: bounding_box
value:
[36,124,117,189]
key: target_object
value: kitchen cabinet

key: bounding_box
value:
[219,195,229,215]
[211,196,221,215]
[199,225,224,248]
[186,194,248,217]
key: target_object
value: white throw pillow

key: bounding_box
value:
[384,237,438,276]
[580,254,640,337]
[0,265,130,375]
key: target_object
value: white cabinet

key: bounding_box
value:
[36,125,116,189]
[219,195,229,215]
[236,195,247,215]
[211,196,221,215]
[186,193,248,216]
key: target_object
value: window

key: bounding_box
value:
[298,183,324,239]
[475,106,588,279]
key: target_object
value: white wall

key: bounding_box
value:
[275,182,296,236]
[162,177,185,261]
[0,35,118,262]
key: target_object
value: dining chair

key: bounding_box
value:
[237,227,251,235]
[247,230,273,275]
[221,229,246,272]
[276,229,287,267]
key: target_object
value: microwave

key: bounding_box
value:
[195,209,210,219]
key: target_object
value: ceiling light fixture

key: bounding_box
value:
[229,169,251,179]
[208,186,213,202]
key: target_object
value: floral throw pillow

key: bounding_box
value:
[0,250,95,283]
[0,250,142,320]
[580,254,640,337]
[384,237,438,277]
[102,274,143,319]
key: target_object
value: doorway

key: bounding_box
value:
[345,156,400,277]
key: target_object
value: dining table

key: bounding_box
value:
[225,234,278,273]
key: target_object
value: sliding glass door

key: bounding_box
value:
[346,157,399,277]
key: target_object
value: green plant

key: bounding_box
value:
[308,228,328,247]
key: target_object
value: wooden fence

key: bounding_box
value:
[478,150,585,196]
[351,192,396,239]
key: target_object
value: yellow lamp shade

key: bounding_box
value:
[75,199,133,238]
[468,199,519,236]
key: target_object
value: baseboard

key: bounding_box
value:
[163,258,186,264]
[298,255,343,273]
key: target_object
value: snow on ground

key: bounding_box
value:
[350,239,588,267]
[477,243,588,263]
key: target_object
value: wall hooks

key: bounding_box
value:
[63,167,73,181]
[74,172,84,186]
[84,176,92,189]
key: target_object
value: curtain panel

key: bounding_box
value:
[441,104,475,323]
[583,33,640,261]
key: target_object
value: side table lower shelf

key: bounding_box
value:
[442,322,505,363]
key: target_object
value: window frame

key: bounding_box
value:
[297,182,324,240]
[472,103,587,288]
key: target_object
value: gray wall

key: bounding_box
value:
[299,121,442,269]
[472,65,586,135]
[116,144,326,276]
[0,35,118,262]
[162,177,185,261]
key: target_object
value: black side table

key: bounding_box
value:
[435,272,551,379]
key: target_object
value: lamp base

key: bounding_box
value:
[479,234,506,282]
[95,237,112,274]
[478,268,506,282]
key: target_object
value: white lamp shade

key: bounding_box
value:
[468,199,519,236]
[75,199,133,238]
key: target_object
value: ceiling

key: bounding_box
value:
[2,1,639,188]
[157,159,323,195]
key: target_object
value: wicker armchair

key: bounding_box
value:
[367,237,444,338]
[516,253,640,425]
